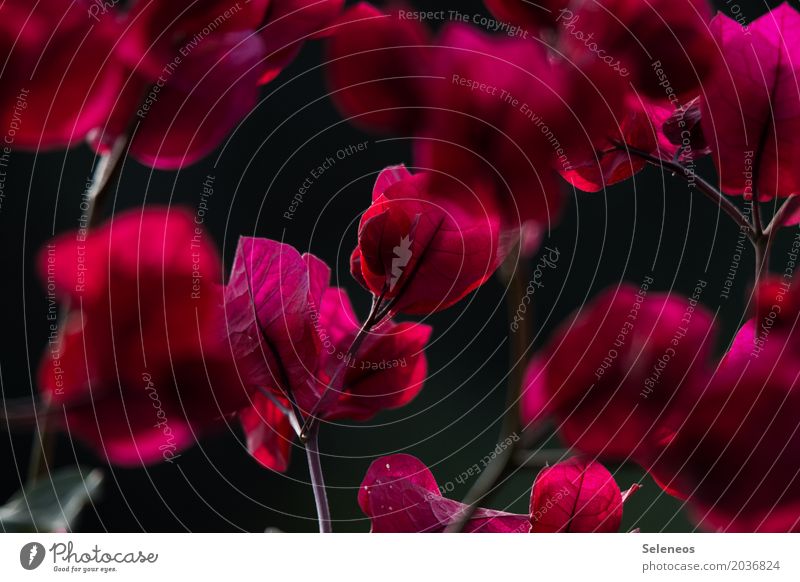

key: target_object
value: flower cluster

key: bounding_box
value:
[359,454,635,533]
[522,274,800,532]
[226,236,432,471]
[324,0,717,246]
[333,1,800,533]
[2,0,343,168]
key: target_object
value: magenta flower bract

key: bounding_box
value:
[95,0,343,169]
[37,208,246,465]
[649,323,800,532]
[559,0,717,100]
[413,23,566,233]
[526,285,715,460]
[325,3,432,134]
[351,166,503,315]
[256,0,345,84]
[703,5,800,200]
[530,457,623,533]
[559,95,669,192]
[359,454,530,533]
[224,236,328,403]
[484,0,571,33]
[642,273,800,531]
[662,97,710,160]
[0,0,122,149]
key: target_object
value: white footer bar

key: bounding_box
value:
[1,534,797,580]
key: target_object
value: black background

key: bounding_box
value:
[0,0,793,532]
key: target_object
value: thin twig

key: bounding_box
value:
[446,246,529,532]
[299,292,386,441]
[752,196,764,237]
[87,133,132,228]
[764,196,799,237]
[612,142,756,241]
[26,134,130,485]
[754,234,770,324]
[752,210,775,330]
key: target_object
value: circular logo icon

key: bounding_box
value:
[19,542,46,570]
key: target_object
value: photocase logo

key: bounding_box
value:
[389,235,413,291]
[20,542,46,570]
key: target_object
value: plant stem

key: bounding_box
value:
[752,197,764,237]
[764,196,798,236]
[300,292,385,441]
[446,247,529,532]
[25,398,54,485]
[304,423,332,533]
[297,291,389,531]
[26,135,130,486]
[613,142,756,241]
[753,229,771,325]
[86,135,130,228]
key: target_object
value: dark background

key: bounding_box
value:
[0,0,793,532]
